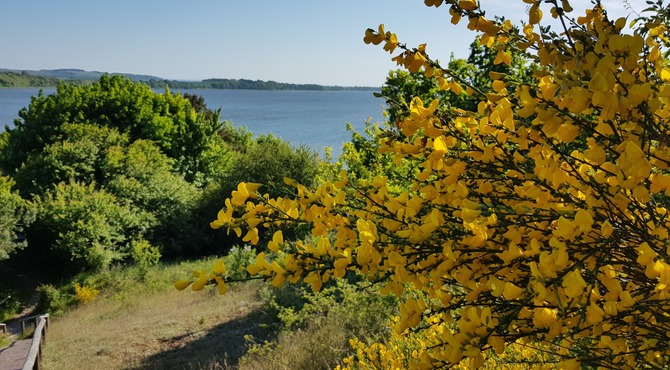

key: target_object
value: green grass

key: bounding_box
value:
[39,255,398,370]
[42,257,274,369]
[0,333,10,349]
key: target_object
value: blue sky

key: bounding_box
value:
[0,0,650,86]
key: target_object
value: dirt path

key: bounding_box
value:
[4,292,40,337]
[0,263,41,338]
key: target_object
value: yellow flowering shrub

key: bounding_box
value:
[73,283,99,304]
[339,315,558,370]
[180,0,670,367]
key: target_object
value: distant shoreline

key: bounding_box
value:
[0,69,379,91]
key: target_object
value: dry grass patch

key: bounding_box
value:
[42,282,272,370]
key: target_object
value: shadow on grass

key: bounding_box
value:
[133,307,277,370]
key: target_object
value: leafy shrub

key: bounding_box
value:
[130,239,161,269]
[36,284,70,315]
[272,278,397,338]
[0,176,34,260]
[73,283,99,304]
[0,295,21,323]
[223,246,257,280]
[239,278,398,370]
[1,75,229,183]
[225,135,320,199]
[29,181,150,275]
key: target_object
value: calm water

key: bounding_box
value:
[0,88,386,158]
[0,87,57,127]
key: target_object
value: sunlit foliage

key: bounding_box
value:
[0,75,231,185]
[182,0,670,367]
[0,175,33,260]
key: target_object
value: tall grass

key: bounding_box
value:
[42,257,274,369]
[41,254,398,370]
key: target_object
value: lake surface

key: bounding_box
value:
[0,88,387,158]
[0,87,57,127]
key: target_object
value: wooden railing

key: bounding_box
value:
[20,314,48,370]
[0,296,10,334]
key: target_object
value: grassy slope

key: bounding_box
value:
[41,259,274,370]
[39,256,397,370]
[0,72,60,88]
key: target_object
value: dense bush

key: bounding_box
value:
[12,123,128,197]
[224,134,321,199]
[0,75,232,184]
[28,181,149,274]
[6,121,207,273]
[0,176,33,260]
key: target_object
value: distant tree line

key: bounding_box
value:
[143,78,378,91]
[0,70,378,91]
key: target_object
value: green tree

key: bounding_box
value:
[12,123,128,197]
[0,176,33,260]
[29,181,149,274]
[100,139,202,257]
[0,78,239,272]
[1,75,232,184]
[182,92,220,123]
[224,134,321,199]
[9,121,204,273]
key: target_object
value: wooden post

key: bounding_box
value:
[0,323,6,334]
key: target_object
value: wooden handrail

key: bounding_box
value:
[21,314,48,370]
[0,295,11,306]
[20,314,47,336]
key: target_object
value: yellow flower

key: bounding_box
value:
[191,280,206,291]
[243,227,259,245]
[586,302,605,325]
[383,33,399,53]
[502,282,524,300]
[231,182,261,206]
[493,50,512,65]
[528,5,542,24]
[458,0,477,10]
[174,280,191,291]
[247,252,268,276]
[212,260,226,275]
[268,230,284,252]
[562,269,587,299]
[215,277,228,295]
[533,307,558,328]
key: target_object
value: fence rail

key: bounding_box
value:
[20,314,48,370]
[0,296,11,307]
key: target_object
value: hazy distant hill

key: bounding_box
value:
[0,71,60,88]
[0,68,161,83]
[0,68,378,90]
